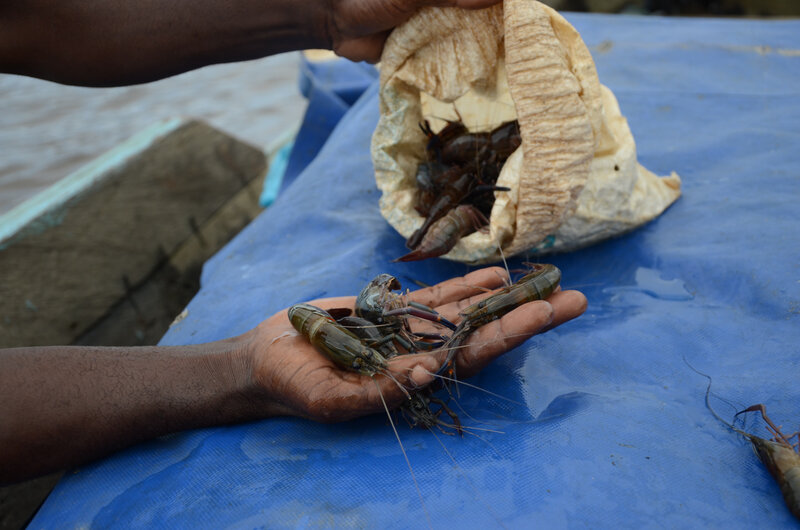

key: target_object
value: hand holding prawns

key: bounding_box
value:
[244,266,586,423]
[0,266,584,484]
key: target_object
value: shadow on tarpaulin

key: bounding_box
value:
[30,13,800,529]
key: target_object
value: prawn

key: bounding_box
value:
[439,120,520,166]
[735,404,800,519]
[419,116,520,167]
[395,204,487,262]
[290,300,524,439]
[337,315,401,358]
[287,303,389,375]
[354,273,456,352]
[405,167,478,250]
[438,264,562,376]
[419,119,468,162]
[406,117,520,258]
[687,361,800,520]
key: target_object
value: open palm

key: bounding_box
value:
[245,267,586,423]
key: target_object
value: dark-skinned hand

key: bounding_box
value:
[245,266,587,423]
[328,0,502,63]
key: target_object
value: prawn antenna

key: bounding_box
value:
[683,356,749,436]
[430,431,508,528]
[373,379,433,529]
[425,369,524,406]
[497,241,511,288]
[378,369,412,400]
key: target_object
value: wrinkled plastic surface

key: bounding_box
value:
[32,13,800,528]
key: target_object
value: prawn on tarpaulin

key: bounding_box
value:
[688,362,800,521]
[734,404,800,520]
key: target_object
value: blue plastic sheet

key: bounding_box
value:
[32,13,800,528]
[281,58,378,192]
[262,57,377,205]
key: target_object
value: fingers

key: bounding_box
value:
[539,289,588,332]
[334,32,390,63]
[293,274,586,424]
[303,296,356,312]
[409,266,509,309]
[332,0,502,63]
[314,354,441,421]
[454,300,554,378]
[419,0,502,9]
[448,288,586,378]
[451,0,503,7]
[381,354,441,398]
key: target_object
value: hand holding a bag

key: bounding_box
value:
[328,0,502,63]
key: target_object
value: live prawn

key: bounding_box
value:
[438,263,562,377]
[401,117,520,261]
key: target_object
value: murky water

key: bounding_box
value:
[0,52,308,216]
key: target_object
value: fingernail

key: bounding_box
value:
[410,364,435,387]
[544,301,555,325]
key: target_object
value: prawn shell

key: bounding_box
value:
[396,204,484,262]
[288,303,388,375]
[749,436,800,519]
[459,263,561,327]
[337,315,400,358]
[355,274,403,324]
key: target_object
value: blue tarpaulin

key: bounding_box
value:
[32,12,800,528]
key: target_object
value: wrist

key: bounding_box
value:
[244,0,333,54]
[315,0,337,51]
[206,334,284,424]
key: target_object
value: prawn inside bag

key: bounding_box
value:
[371,0,681,264]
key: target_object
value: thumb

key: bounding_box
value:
[370,354,442,408]
[455,300,554,378]
[334,31,390,63]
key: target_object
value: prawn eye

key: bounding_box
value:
[352,360,362,370]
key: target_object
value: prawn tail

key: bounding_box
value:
[395,205,486,262]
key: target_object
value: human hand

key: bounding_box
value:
[326,0,502,63]
[244,267,586,423]
[0,266,581,483]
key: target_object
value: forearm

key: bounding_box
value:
[0,338,274,484]
[0,0,331,86]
